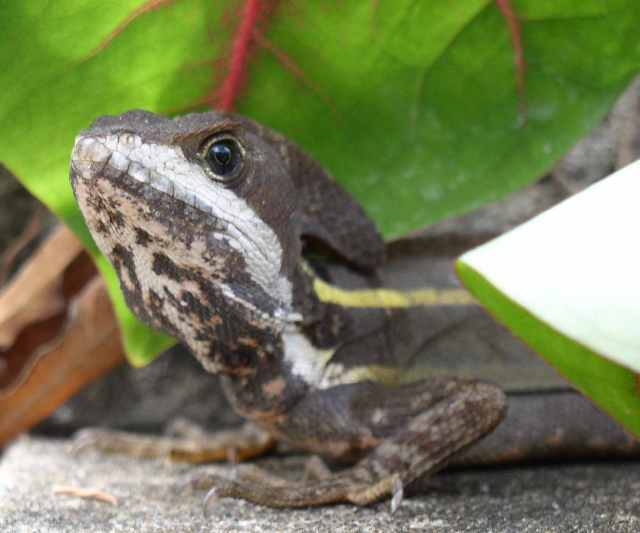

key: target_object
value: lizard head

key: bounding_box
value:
[70,110,302,371]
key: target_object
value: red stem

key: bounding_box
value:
[217,0,263,111]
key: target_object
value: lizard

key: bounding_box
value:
[68,109,637,511]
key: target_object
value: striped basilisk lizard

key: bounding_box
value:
[69,110,636,511]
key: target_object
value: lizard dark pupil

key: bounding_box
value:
[206,139,239,177]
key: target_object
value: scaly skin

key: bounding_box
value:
[70,109,506,510]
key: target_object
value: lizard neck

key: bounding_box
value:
[217,261,374,422]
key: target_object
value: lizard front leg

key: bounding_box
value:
[190,378,506,511]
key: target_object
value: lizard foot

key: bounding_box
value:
[188,462,404,512]
[188,380,506,511]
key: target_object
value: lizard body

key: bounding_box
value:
[70,109,514,509]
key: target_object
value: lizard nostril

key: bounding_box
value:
[73,136,111,165]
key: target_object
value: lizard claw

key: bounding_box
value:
[390,475,404,514]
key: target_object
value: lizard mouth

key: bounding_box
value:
[72,133,220,217]
[72,133,273,247]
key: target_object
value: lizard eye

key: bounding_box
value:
[203,135,243,180]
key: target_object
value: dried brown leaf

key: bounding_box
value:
[0,224,125,445]
[0,225,84,348]
[0,275,125,445]
[0,210,44,286]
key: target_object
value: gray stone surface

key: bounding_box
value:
[1,437,640,533]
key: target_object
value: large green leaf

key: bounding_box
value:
[1,0,639,364]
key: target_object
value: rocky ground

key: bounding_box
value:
[2,437,640,533]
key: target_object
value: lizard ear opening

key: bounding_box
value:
[285,143,385,272]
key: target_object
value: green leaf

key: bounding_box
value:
[244,0,640,234]
[2,0,639,364]
[458,160,640,436]
[0,0,221,364]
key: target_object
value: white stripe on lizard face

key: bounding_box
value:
[72,132,294,312]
